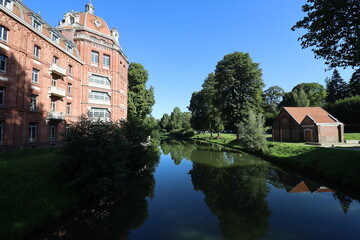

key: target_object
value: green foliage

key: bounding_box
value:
[349,68,360,96]
[214,52,264,131]
[128,63,155,121]
[292,83,326,106]
[326,95,360,131]
[0,148,79,240]
[159,107,193,134]
[280,87,310,107]
[292,0,360,68]
[188,73,224,133]
[326,69,349,103]
[236,110,267,152]
[264,86,285,113]
[58,118,133,199]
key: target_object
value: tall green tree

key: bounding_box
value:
[188,73,224,136]
[279,87,310,108]
[159,113,170,132]
[128,63,155,121]
[292,0,360,68]
[349,69,360,96]
[264,86,285,113]
[326,69,349,103]
[214,52,264,134]
[292,83,326,106]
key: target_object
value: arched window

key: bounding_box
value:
[0,25,8,42]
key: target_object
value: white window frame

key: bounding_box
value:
[89,91,110,101]
[89,108,110,119]
[66,44,73,54]
[34,45,40,58]
[32,68,39,84]
[67,83,72,95]
[53,56,58,64]
[30,94,38,111]
[50,100,56,112]
[0,25,8,42]
[49,124,56,140]
[29,122,37,142]
[89,74,111,86]
[66,103,71,115]
[103,54,110,67]
[0,87,4,107]
[0,54,6,73]
[51,32,60,44]
[0,0,13,10]
[31,17,43,32]
[91,51,99,64]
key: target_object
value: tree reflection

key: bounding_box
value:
[190,163,270,240]
[161,140,197,165]
[33,146,160,240]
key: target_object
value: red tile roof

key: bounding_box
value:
[284,107,337,124]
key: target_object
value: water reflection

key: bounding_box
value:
[31,146,160,240]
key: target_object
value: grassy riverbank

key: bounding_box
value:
[0,148,80,240]
[191,133,360,189]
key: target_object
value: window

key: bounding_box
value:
[30,94,38,111]
[66,44,73,54]
[89,108,110,119]
[67,83,72,95]
[0,54,6,73]
[0,120,3,143]
[0,25,8,42]
[103,54,110,68]
[94,20,102,27]
[50,100,56,112]
[32,68,39,84]
[32,18,42,31]
[68,65,72,75]
[29,122,37,142]
[89,74,111,86]
[89,91,110,101]
[0,87,4,106]
[49,124,56,140]
[70,16,75,25]
[91,51,99,64]
[53,56,58,64]
[66,103,71,115]
[0,0,12,9]
[52,79,57,87]
[34,45,40,58]
[51,32,60,44]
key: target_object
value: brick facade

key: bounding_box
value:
[0,1,128,149]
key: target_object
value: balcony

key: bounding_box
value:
[48,86,66,97]
[49,63,66,77]
[47,111,65,120]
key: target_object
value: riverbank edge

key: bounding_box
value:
[186,135,360,191]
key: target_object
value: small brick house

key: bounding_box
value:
[272,107,344,143]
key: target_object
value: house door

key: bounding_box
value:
[305,130,312,142]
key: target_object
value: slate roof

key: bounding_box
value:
[283,107,338,124]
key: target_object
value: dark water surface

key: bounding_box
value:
[34,142,360,240]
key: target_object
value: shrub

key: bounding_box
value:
[58,118,132,199]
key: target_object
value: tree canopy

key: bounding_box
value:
[292,0,360,68]
[214,52,264,130]
[326,69,349,103]
[349,69,360,96]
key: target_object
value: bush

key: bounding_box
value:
[236,111,267,152]
[58,118,132,199]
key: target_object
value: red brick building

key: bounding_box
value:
[0,1,128,149]
[272,107,344,143]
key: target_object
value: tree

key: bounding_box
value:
[292,0,360,68]
[159,113,170,132]
[326,69,349,103]
[279,87,310,108]
[236,110,267,152]
[188,73,224,136]
[214,52,264,136]
[292,83,326,106]
[264,86,285,113]
[128,63,155,121]
[349,69,360,96]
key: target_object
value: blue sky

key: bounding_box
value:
[24,0,355,119]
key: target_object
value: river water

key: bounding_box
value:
[33,141,360,240]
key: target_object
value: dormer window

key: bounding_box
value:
[0,0,13,10]
[94,20,101,27]
[51,31,60,44]
[30,14,44,32]
[67,44,73,54]
[70,16,75,25]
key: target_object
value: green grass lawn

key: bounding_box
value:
[345,133,360,140]
[0,148,80,240]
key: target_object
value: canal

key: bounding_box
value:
[33,141,360,240]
